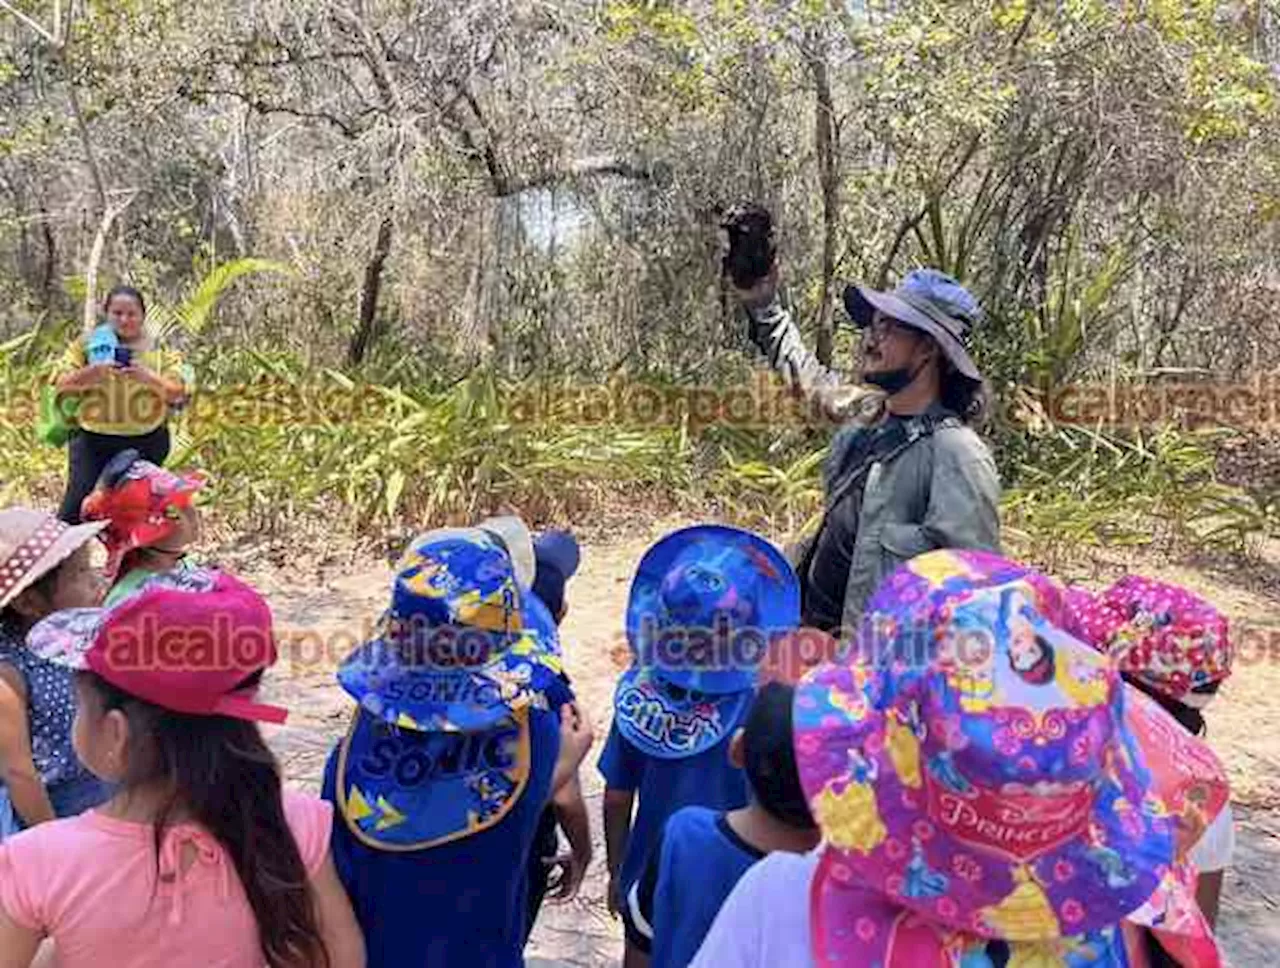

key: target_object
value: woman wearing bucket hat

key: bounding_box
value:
[691,549,1223,967]
[600,525,801,918]
[321,518,591,967]
[732,260,1001,636]
[0,508,111,837]
[1064,577,1235,928]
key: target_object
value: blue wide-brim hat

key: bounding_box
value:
[613,663,752,759]
[843,268,983,382]
[337,521,563,734]
[625,524,800,695]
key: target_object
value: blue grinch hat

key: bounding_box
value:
[625,524,800,696]
[337,519,562,734]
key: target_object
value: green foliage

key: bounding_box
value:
[1002,422,1271,566]
[151,257,292,340]
[4,328,1271,564]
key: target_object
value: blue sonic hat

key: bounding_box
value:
[336,520,570,851]
[617,524,800,759]
[337,520,562,734]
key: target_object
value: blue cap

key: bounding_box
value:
[532,530,580,618]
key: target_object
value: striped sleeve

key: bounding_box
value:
[742,297,884,426]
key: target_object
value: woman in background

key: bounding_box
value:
[52,286,191,524]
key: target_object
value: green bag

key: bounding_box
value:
[36,386,79,447]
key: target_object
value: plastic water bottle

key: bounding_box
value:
[87,324,119,365]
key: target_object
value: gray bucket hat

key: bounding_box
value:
[843,268,984,382]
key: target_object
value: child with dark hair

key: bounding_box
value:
[691,551,1224,968]
[0,570,364,967]
[601,526,800,920]
[622,681,819,968]
[0,509,110,837]
[322,519,592,967]
[524,531,593,939]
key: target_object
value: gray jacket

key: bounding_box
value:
[745,295,1002,629]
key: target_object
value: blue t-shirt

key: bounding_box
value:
[598,722,748,897]
[321,703,563,968]
[623,806,765,968]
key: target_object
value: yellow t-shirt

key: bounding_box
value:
[53,337,192,436]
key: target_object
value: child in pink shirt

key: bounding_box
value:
[0,569,365,968]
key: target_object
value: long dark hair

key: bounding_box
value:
[79,671,329,968]
[1126,674,1218,737]
[103,284,147,316]
[938,355,989,426]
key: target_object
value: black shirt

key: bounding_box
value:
[801,413,920,631]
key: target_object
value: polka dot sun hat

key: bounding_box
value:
[0,509,105,610]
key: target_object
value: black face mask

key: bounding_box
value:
[863,358,926,394]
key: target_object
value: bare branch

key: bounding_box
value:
[0,0,57,43]
[184,86,366,139]
[67,84,107,212]
[82,192,139,332]
[499,156,663,197]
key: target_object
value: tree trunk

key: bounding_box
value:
[809,42,838,368]
[347,215,394,366]
[39,207,57,313]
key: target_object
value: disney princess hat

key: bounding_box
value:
[796,549,1183,946]
[1064,576,1232,707]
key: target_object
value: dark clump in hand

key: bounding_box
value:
[720,203,776,290]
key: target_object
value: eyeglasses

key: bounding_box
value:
[862,313,912,345]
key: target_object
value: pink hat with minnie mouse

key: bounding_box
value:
[1064,576,1231,708]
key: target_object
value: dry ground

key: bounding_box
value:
[242,517,1280,967]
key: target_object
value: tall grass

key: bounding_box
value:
[1,254,1272,560]
[4,340,1270,564]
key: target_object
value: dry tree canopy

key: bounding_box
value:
[0,0,1277,387]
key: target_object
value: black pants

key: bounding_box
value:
[59,426,170,523]
[523,806,559,942]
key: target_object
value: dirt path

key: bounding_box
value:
[244,519,1280,966]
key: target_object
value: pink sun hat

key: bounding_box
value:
[1063,577,1231,707]
[795,549,1220,964]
